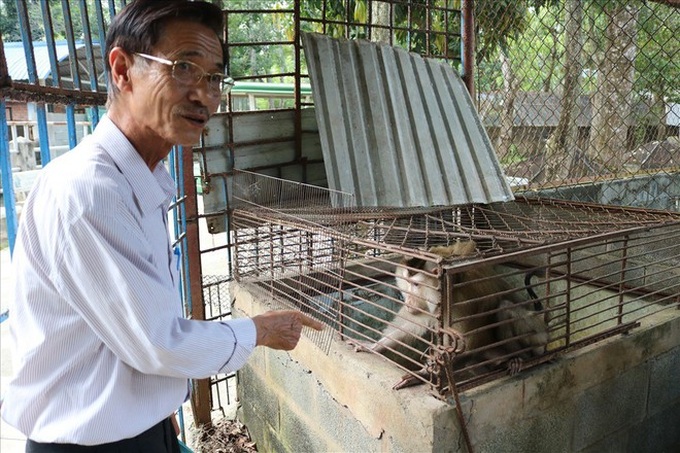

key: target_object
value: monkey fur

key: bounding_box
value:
[352,240,549,386]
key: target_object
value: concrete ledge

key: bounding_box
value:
[234,283,680,452]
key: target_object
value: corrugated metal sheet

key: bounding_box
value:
[302,32,514,208]
[5,41,70,80]
[4,41,103,86]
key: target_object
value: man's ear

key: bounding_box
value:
[108,47,134,94]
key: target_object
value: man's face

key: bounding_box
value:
[128,19,224,150]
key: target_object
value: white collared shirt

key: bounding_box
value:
[1,116,256,445]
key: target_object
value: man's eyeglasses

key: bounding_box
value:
[135,53,235,96]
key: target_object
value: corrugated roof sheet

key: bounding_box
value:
[302,32,514,208]
[4,41,70,81]
[3,41,102,83]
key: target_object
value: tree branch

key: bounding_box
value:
[648,0,680,8]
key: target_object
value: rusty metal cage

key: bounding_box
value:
[231,172,680,396]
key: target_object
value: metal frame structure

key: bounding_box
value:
[5,0,677,437]
[186,0,473,426]
[229,173,680,398]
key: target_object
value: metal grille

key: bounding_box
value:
[0,0,113,105]
[201,275,237,416]
[231,174,680,395]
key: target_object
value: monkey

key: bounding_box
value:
[492,298,549,375]
[491,269,550,374]
[349,240,496,376]
[452,267,549,378]
[348,254,441,371]
[349,240,550,387]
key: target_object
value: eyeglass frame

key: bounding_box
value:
[134,52,235,96]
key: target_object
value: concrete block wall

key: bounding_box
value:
[521,172,680,212]
[233,284,680,453]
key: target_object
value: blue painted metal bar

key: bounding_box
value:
[0,100,18,255]
[15,0,37,83]
[78,0,101,92]
[177,406,187,444]
[168,145,191,313]
[108,0,118,18]
[66,105,78,149]
[94,0,109,85]
[89,107,101,130]
[35,105,51,166]
[80,1,105,135]
[40,1,61,87]
[9,2,35,252]
[62,1,84,153]
[61,0,83,91]
[167,145,192,445]
[17,2,52,165]
[178,153,190,314]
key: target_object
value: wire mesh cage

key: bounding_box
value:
[231,172,680,396]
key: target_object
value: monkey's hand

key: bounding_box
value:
[507,357,524,375]
[393,367,430,390]
[345,339,371,352]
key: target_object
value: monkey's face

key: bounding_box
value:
[396,268,441,315]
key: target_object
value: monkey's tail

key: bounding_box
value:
[524,269,544,312]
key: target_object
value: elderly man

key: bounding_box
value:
[1,1,322,451]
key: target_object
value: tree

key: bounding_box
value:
[0,0,20,41]
[543,0,583,182]
[0,0,117,43]
[474,0,536,163]
[585,0,640,171]
[634,2,680,142]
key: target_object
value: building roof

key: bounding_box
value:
[3,40,105,89]
[5,40,71,81]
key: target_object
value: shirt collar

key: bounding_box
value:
[93,116,176,215]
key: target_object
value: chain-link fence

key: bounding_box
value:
[473,0,679,208]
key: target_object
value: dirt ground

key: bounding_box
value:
[191,419,257,453]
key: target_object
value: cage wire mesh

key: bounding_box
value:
[230,169,359,350]
[196,0,680,422]
[474,0,680,205]
[230,171,680,395]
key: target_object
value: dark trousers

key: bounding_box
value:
[25,417,181,453]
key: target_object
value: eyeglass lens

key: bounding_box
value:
[172,60,232,93]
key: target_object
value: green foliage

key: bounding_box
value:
[500,144,525,166]
[0,0,20,41]
[474,0,562,66]
[635,2,680,103]
[475,0,529,63]
[475,2,564,93]
[0,0,117,43]
[509,4,564,92]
